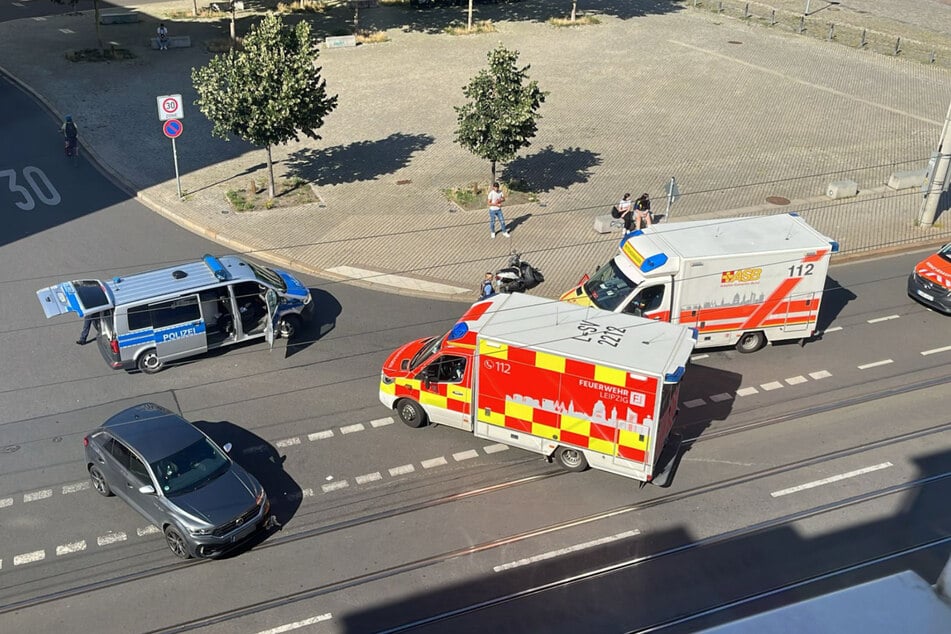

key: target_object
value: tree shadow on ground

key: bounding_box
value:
[504,145,601,193]
[285,132,435,186]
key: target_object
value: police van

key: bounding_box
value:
[36,254,314,373]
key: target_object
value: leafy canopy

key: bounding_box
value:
[454,46,547,171]
[191,13,338,149]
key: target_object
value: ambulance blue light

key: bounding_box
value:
[203,254,229,281]
[665,366,686,383]
[640,253,669,273]
[448,322,469,341]
[689,327,698,341]
[788,212,800,217]
[829,240,840,253]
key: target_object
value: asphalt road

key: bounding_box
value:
[2,75,951,632]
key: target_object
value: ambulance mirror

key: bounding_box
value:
[400,359,409,370]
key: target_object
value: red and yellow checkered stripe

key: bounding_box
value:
[476,342,650,464]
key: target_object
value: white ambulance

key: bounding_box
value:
[561,214,838,353]
[379,293,697,485]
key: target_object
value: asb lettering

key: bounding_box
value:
[721,267,762,284]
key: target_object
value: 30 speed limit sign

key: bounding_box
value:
[156,94,183,121]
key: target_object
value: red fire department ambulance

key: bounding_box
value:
[907,242,951,314]
[560,214,838,353]
[379,293,697,484]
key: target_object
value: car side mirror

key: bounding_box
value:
[138,484,156,495]
[223,442,233,453]
[400,359,409,371]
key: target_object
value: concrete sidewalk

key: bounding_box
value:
[2,0,950,301]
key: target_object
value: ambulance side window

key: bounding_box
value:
[624,285,665,315]
[423,355,466,384]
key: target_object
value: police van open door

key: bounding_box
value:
[265,288,279,350]
[37,280,114,320]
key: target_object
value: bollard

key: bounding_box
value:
[827,23,834,41]
[930,50,936,64]
[744,2,749,18]
[797,15,805,33]
[894,37,901,55]
[717,1,722,13]
[859,28,866,48]
[769,9,776,25]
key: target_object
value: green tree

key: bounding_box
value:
[191,13,338,199]
[454,46,547,184]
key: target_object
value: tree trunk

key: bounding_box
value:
[192,0,198,16]
[490,160,497,185]
[230,4,237,44]
[354,3,360,34]
[94,0,104,50]
[266,144,276,200]
[468,0,473,31]
[571,1,577,21]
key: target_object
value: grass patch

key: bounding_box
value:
[445,20,496,36]
[548,15,601,27]
[65,47,136,62]
[276,0,331,14]
[357,30,389,44]
[164,8,219,19]
[225,176,319,212]
[443,180,537,211]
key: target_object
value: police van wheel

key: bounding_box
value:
[396,399,427,428]
[137,349,164,374]
[555,446,588,472]
[279,314,301,339]
[736,331,766,354]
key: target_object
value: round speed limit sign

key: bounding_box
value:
[156,94,183,121]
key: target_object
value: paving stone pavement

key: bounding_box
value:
[2,0,950,301]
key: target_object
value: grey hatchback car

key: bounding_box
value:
[84,403,271,559]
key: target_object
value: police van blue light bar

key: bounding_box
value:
[203,254,230,281]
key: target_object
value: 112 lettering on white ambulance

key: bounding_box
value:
[379,293,697,485]
[560,213,839,353]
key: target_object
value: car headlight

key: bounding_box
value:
[381,372,394,385]
[190,527,214,536]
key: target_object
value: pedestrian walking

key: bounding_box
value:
[157,23,169,50]
[635,193,653,230]
[61,114,78,157]
[617,193,634,232]
[77,312,98,345]
[479,272,496,300]
[487,182,510,238]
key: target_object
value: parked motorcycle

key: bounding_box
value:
[494,251,544,294]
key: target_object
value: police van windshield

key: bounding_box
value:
[244,260,287,292]
[583,259,639,312]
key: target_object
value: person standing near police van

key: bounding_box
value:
[61,115,78,157]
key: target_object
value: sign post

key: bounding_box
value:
[664,176,680,222]
[157,94,185,199]
[163,119,184,199]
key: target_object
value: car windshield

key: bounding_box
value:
[151,437,231,496]
[939,243,951,261]
[244,259,287,293]
[582,259,639,312]
[409,336,442,371]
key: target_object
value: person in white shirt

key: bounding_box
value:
[487,182,510,238]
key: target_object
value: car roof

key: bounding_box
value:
[100,403,205,463]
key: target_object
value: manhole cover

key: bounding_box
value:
[766,196,791,205]
[727,40,743,45]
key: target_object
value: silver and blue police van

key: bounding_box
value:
[36,254,314,373]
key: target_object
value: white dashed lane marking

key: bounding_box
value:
[62,481,90,494]
[760,381,783,391]
[0,497,12,508]
[421,457,448,469]
[14,550,45,566]
[275,437,301,448]
[736,387,759,397]
[97,532,127,546]
[340,423,365,434]
[867,314,900,324]
[771,462,893,498]
[370,417,395,428]
[388,464,415,477]
[683,399,706,408]
[483,443,509,454]
[321,480,349,493]
[23,489,52,503]
[255,613,333,634]
[453,450,479,462]
[137,525,160,537]
[56,541,86,556]
[710,393,733,402]
[785,375,807,385]
[493,530,640,572]
[308,430,333,441]
[355,472,382,485]
[857,359,893,370]
[823,326,843,333]
[809,370,832,379]
[921,345,951,356]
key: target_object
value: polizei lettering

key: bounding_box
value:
[162,327,197,341]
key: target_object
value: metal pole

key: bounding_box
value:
[804,0,811,16]
[918,99,951,228]
[172,137,183,199]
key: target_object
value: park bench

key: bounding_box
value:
[149,35,193,50]
[99,9,140,24]
[324,35,357,49]
[208,1,245,11]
